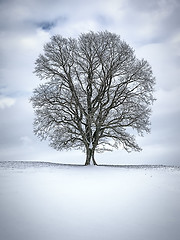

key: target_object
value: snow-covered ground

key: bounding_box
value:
[0,161,180,240]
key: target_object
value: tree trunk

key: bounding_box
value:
[85,148,97,166]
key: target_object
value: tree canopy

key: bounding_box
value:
[30,31,155,165]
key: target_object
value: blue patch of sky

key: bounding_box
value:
[36,16,67,31]
[39,21,55,30]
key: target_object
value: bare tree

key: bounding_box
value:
[30,31,155,165]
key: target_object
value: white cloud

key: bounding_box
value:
[154,88,180,115]
[20,28,50,51]
[20,136,32,145]
[171,32,180,56]
[0,97,16,109]
[135,41,180,91]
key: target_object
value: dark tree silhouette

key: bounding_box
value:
[30,31,155,165]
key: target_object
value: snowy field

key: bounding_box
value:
[0,161,180,240]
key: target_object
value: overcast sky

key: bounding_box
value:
[0,0,180,165]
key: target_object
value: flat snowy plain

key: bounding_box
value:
[0,161,180,240]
